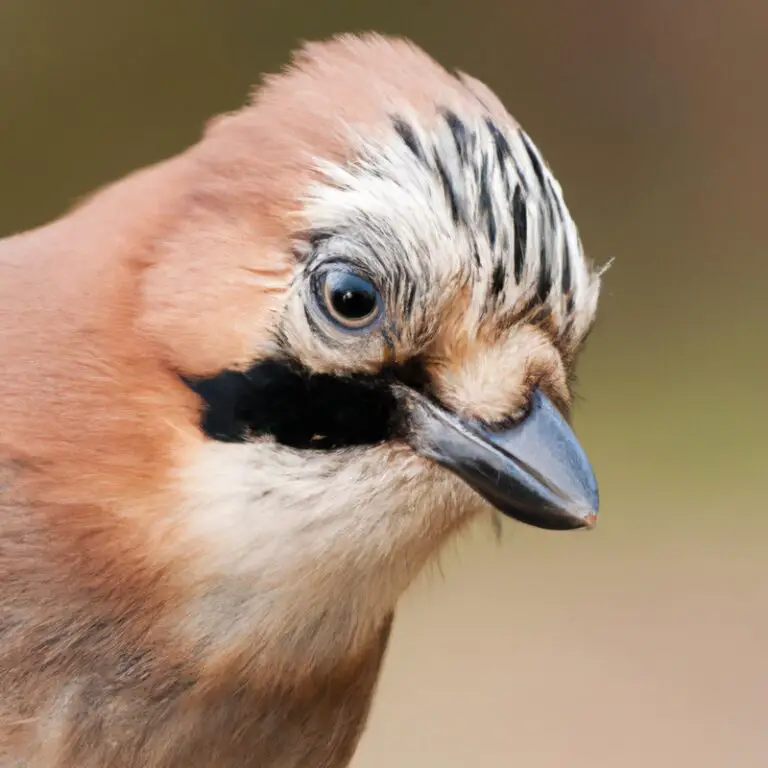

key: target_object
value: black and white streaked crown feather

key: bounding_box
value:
[300,108,601,350]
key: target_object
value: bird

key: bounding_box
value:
[0,32,603,768]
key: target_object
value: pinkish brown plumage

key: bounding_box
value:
[0,34,602,767]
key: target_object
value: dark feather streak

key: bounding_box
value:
[512,185,527,283]
[402,280,417,317]
[547,178,565,219]
[520,130,546,189]
[490,261,506,299]
[392,117,426,164]
[432,149,461,223]
[561,239,572,297]
[485,118,513,195]
[536,238,553,301]
[444,110,470,163]
[486,119,510,167]
[478,154,497,248]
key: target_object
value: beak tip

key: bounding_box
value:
[539,480,599,531]
[582,481,600,528]
[571,482,599,529]
[545,503,599,531]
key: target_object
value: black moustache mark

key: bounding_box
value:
[181,357,428,450]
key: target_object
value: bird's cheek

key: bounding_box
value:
[138,229,293,376]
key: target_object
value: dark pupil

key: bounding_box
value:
[329,274,377,320]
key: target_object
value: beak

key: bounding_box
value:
[405,388,599,530]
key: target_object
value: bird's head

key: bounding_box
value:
[148,35,605,654]
[0,34,604,672]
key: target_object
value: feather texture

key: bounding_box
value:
[0,33,601,767]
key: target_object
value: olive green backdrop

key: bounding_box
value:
[1,1,765,765]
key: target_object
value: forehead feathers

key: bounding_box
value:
[256,34,600,355]
[156,34,600,374]
[300,111,597,355]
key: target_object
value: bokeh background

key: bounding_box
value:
[1,1,766,765]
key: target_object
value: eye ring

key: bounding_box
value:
[317,269,382,331]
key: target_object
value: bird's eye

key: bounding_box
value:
[319,270,382,330]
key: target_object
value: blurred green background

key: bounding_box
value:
[1,1,766,765]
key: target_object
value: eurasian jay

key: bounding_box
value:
[0,33,602,768]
